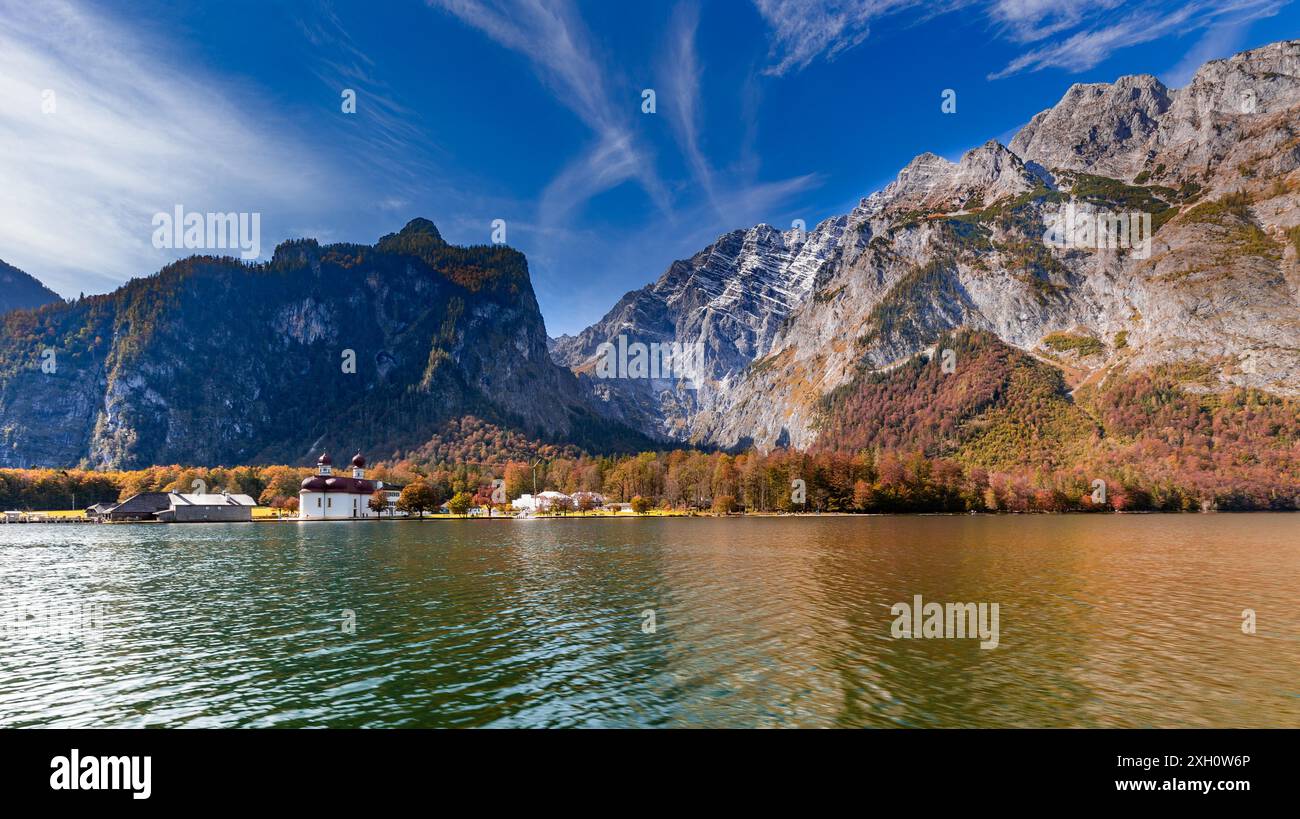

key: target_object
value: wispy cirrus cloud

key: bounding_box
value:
[295,2,442,197]
[0,0,333,295]
[427,0,826,336]
[657,3,822,228]
[987,0,1121,43]
[753,0,921,76]
[1162,15,1256,86]
[987,0,1285,79]
[427,0,669,225]
[658,1,717,209]
[752,0,1287,82]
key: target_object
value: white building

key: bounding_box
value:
[299,453,393,520]
[511,491,577,514]
[571,491,606,509]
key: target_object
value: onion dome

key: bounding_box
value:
[318,453,333,466]
[324,476,374,493]
[301,476,328,491]
[351,453,366,469]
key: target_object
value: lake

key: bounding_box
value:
[0,515,1296,728]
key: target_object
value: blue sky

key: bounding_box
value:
[1,0,1296,336]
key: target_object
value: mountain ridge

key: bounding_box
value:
[0,219,650,468]
[5,40,1298,475]
[552,38,1300,456]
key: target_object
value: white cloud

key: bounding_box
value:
[753,0,920,76]
[0,0,334,296]
[987,0,1119,43]
[1162,16,1254,87]
[659,2,717,209]
[428,0,669,225]
[752,0,1286,82]
[427,0,825,336]
[987,0,1284,79]
[295,4,441,192]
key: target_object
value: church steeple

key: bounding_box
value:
[351,453,366,479]
[317,453,333,476]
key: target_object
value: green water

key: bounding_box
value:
[0,515,1296,727]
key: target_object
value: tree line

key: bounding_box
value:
[3,443,1294,514]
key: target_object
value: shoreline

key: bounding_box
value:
[5,508,1296,526]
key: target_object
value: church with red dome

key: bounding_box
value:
[299,452,398,519]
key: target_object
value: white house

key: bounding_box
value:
[378,485,405,516]
[570,491,606,509]
[511,491,578,514]
[299,453,391,520]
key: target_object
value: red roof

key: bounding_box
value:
[324,476,377,494]
[302,476,377,494]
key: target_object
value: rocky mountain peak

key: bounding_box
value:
[555,37,1300,454]
[862,140,1039,220]
[1158,39,1300,151]
[1010,73,1172,179]
[375,217,449,260]
[1010,40,1300,185]
[396,217,444,241]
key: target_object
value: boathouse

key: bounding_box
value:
[105,492,173,521]
[156,493,257,523]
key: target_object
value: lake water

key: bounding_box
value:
[0,515,1296,728]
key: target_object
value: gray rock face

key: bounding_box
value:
[1009,75,1172,179]
[1013,40,1300,186]
[869,140,1044,214]
[0,221,640,468]
[551,219,846,442]
[556,39,1300,451]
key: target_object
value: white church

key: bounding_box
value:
[299,453,400,520]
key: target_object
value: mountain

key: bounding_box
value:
[0,219,648,468]
[549,219,844,440]
[6,41,1298,477]
[0,259,60,314]
[553,39,1300,463]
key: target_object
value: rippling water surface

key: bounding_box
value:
[0,515,1296,728]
